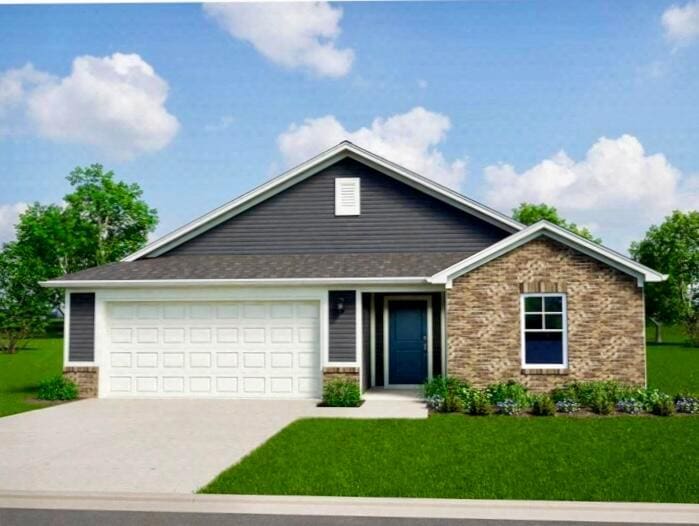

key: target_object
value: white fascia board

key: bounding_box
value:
[429,221,667,286]
[123,142,523,262]
[40,277,431,289]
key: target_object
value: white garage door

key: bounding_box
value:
[103,301,321,398]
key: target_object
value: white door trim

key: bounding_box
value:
[382,295,433,388]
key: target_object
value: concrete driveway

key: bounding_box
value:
[0,399,320,494]
[0,396,426,495]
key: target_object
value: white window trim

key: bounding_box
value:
[335,177,361,216]
[520,293,568,369]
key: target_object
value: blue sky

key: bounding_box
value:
[1,1,697,252]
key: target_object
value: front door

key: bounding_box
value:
[388,300,428,385]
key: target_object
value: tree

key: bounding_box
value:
[512,202,602,243]
[0,164,158,351]
[630,210,699,344]
[0,243,53,353]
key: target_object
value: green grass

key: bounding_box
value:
[646,324,699,394]
[200,416,698,502]
[0,338,63,418]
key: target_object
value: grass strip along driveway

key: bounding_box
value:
[200,415,699,503]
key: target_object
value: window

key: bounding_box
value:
[335,178,360,216]
[521,293,567,368]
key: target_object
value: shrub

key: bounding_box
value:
[37,375,78,401]
[650,393,674,416]
[590,393,614,415]
[468,390,492,416]
[486,380,531,407]
[636,388,672,412]
[496,398,521,415]
[555,398,580,414]
[423,375,473,413]
[322,378,361,407]
[531,394,556,416]
[616,398,644,415]
[675,395,699,414]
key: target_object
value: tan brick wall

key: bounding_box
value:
[323,367,360,385]
[63,366,99,398]
[446,238,646,391]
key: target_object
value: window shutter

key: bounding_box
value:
[335,178,360,216]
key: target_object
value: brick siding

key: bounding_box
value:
[446,237,646,391]
[63,366,99,398]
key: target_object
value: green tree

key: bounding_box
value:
[512,202,602,243]
[630,210,699,345]
[0,164,158,351]
[0,243,53,353]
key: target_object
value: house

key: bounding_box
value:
[43,142,666,399]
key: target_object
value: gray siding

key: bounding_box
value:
[328,290,356,363]
[68,293,95,362]
[163,158,509,256]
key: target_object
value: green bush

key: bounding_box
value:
[552,381,632,409]
[423,375,472,413]
[468,390,492,416]
[590,393,615,415]
[485,380,531,407]
[322,378,361,407]
[531,394,556,416]
[650,393,674,416]
[37,375,78,401]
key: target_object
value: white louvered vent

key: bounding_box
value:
[335,177,361,216]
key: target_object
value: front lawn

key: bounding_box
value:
[0,338,63,418]
[646,326,699,394]
[200,416,698,503]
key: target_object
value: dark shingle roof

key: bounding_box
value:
[50,252,472,282]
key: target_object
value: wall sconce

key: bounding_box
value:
[336,297,345,314]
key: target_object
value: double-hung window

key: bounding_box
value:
[521,294,567,368]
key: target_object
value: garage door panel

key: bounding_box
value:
[104,301,320,398]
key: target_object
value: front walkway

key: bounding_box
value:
[0,394,426,494]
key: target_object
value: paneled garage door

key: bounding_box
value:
[103,301,321,398]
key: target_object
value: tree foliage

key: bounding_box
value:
[0,164,158,352]
[630,210,699,344]
[512,202,602,243]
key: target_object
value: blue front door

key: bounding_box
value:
[388,300,428,385]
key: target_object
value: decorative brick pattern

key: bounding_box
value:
[446,238,646,391]
[63,366,99,398]
[323,367,360,385]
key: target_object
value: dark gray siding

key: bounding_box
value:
[374,293,385,387]
[362,293,371,391]
[164,158,510,256]
[69,293,95,362]
[328,290,356,362]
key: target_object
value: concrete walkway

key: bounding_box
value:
[0,396,426,494]
[1,491,697,524]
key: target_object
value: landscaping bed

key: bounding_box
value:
[200,416,699,503]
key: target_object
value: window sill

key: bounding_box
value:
[521,367,569,376]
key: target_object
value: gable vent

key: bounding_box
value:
[335,177,361,216]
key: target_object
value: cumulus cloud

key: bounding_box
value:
[277,107,467,188]
[0,53,179,160]
[0,202,28,245]
[483,135,698,251]
[204,2,354,77]
[662,1,699,47]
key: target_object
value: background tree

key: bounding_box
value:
[0,243,53,353]
[512,202,602,243]
[630,210,699,344]
[0,164,158,352]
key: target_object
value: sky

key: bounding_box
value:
[0,0,698,253]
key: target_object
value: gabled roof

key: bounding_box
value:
[428,220,667,286]
[123,141,523,262]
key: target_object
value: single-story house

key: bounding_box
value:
[43,141,666,398]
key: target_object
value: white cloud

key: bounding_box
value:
[204,2,354,78]
[0,53,179,160]
[0,202,28,245]
[277,107,467,189]
[662,1,699,47]
[483,135,699,251]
